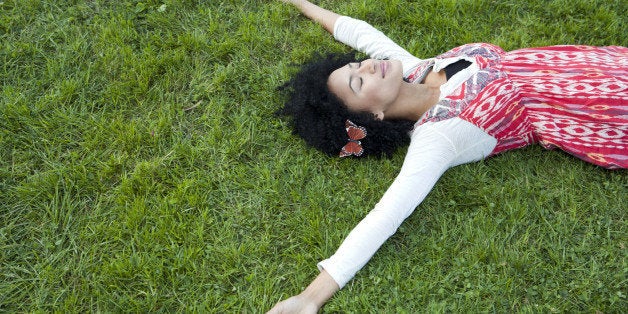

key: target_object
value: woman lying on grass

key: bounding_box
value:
[270,0,627,312]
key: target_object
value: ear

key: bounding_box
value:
[373,111,384,121]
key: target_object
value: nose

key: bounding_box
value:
[358,59,376,74]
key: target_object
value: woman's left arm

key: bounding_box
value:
[280,0,340,34]
[282,0,418,67]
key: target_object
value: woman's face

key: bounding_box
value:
[327,59,404,119]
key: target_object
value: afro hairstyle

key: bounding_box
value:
[277,53,415,158]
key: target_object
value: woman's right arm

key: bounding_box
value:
[318,119,497,288]
[268,119,496,311]
[280,0,340,34]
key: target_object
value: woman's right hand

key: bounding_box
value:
[267,270,339,314]
[267,294,320,314]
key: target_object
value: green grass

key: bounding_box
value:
[1,0,626,312]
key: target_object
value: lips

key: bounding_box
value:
[380,61,387,78]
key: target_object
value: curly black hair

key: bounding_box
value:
[277,53,415,158]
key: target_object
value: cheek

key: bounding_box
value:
[346,95,377,113]
[371,82,398,102]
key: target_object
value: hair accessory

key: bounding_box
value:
[339,119,367,157]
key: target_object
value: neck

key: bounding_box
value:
[384,82,440,121]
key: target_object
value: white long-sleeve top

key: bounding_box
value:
[317,16,498,288]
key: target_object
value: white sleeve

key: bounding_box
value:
[318,118,497,288]
[333,16,421,73]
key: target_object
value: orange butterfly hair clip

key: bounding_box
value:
[339,119,367,157]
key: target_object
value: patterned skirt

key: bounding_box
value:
[459,45,628,169]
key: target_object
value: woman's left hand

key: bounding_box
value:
[275,0,340,34]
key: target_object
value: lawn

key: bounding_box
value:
[1,0,626,312]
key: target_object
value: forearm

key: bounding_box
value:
[284,0,340,34]
[300,269,339,308]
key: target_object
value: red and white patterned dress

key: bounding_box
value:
[413,43,628,169]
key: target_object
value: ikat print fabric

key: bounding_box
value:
[412,43,627,169]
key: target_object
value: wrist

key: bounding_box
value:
[296,291,323,309]
[299,270,339,308]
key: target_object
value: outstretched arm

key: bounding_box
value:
[268,119,496,312]
[282,0,420,70]
[280,0,340,34]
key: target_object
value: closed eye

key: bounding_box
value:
[350,76,362,94]
[349,62,363,93]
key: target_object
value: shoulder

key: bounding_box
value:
[408,118,497,166]
[410,117,486,140]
